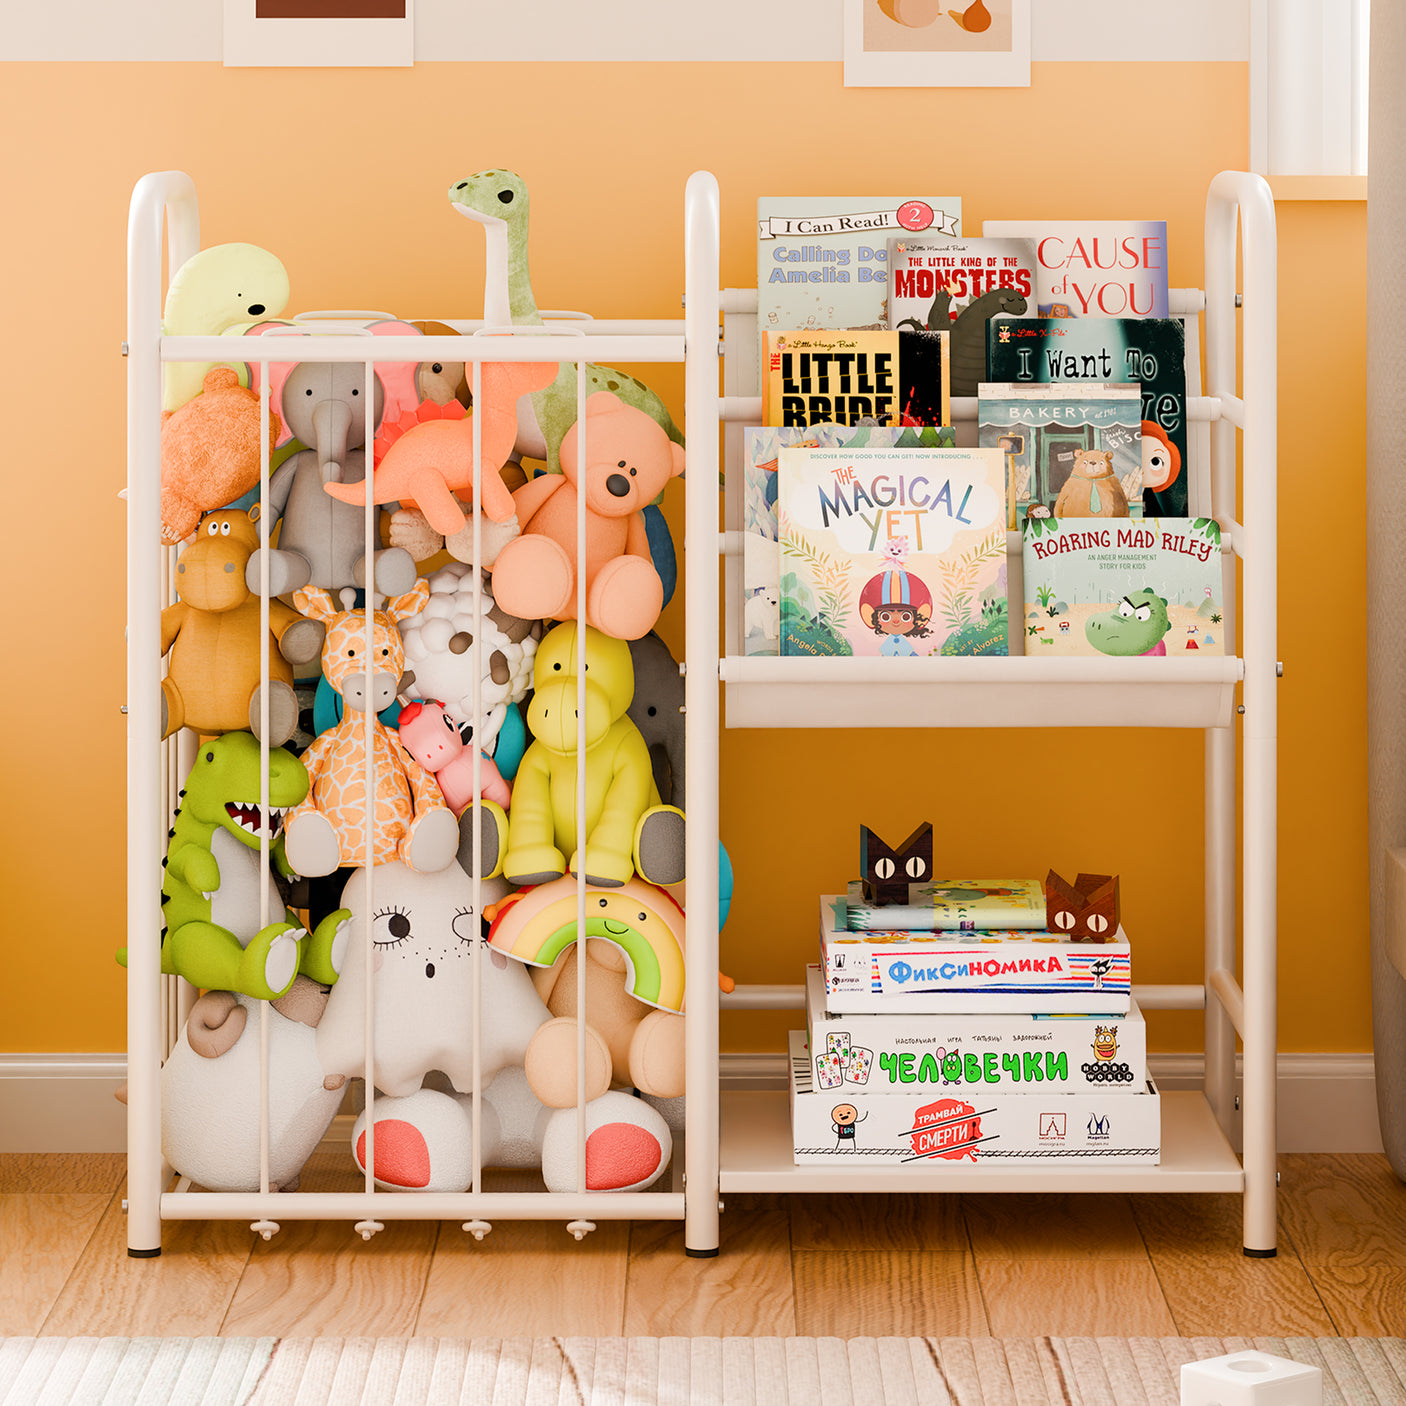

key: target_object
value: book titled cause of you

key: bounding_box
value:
[987,316,1189,518]
[886,235,1036,398]
[776,444,1007,658]
[1022,516,1226,657]
[763,328,951,430]
[980,219,1169,319]
[843,879,1047,932]
[756,194,962,365]
[977,382,1143,529]
[743,423,955,657]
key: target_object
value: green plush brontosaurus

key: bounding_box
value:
[117,732,341,1001]
[447,169,685,476]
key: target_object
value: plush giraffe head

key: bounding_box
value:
[295,579,429,715]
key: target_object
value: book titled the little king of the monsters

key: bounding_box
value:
[777,445,1007,658]
[1022,516,1226,657]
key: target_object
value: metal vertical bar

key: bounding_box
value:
[127,171,200,1257]
[683,171,721,1257]
[1208,171,1279,1256]
[471,353,484,1204]
[258,351,272,1209]
[361,348,380,1233]
[576,353,588,1206]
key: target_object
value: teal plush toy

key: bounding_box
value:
[118,732,311,1001]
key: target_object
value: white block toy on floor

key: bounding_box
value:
[1180,1351,1322,1406]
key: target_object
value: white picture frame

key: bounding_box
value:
[843,0,1030,88]
[223,0,414,67]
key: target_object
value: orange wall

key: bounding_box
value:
[0,60,1368,1056]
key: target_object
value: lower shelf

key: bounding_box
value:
[719,1088,1244,1194]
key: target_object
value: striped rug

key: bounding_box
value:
[2,1336,1401,1403]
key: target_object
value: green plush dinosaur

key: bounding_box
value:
[447,169,685,476]
[117,731,322,1000]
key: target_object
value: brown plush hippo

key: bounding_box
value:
[1053,449,1130,519]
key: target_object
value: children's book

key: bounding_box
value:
[886,236,1036,398]
[757,194,962,366]
[744,423,955,656]
[977,383,1143,529]
[763,329,951,430]
[980,220,1169,320]
[844,879,1046,932]
[776,445,1007,658]
[1021,516,1226,657]
[986,316,1189,517]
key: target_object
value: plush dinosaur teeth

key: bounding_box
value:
[224,803,287,836]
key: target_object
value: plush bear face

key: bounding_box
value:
[559,391,686,519]
[177,510,261,613]
[527,621,634,753]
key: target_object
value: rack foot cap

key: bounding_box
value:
[686,1246,720,1259]
[128,1247,161,1259]
[1243,1246,1277,1258]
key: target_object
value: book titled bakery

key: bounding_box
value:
[981,220,1169,319]
[763,329,951,430]
[987,316,1189,518]
[977,383,1143,529]
[743,423,955,657]
[819,898,1132,1015]
[1022,516,1226,657]
[843,879,1046,932]
[886,236,1036,398]
[757,195,962,362]
[776,445,1007,658]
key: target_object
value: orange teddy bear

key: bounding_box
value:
[489,391,685,641]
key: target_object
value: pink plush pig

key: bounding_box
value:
[396,701,512,815]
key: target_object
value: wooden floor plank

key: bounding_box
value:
[0,1153,126,1195]
[219,1216,437,1337]
[0,1194,109,1335]
[794,1247,988,1337]
[789,1192,968,1254]
[40,1184,254,1337]
[1305,1262,1406,1335]
[962,1192,1147,1261]
[415,1217,630,1337]
[1129,1191,1296,1258]
[623,1206,795,1336]
[1277,1153,1406,1268]
[977,1259,1176,1338]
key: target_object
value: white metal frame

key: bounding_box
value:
[127,167,1275,1259]
[125,170,723,1255]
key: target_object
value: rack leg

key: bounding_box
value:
[1205,724,1237,1135]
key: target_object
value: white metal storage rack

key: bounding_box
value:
[712,171,1280,1257]
[127,168,1277,1260]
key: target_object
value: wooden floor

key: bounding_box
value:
[3,1152,1404,1340]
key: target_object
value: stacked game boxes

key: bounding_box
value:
[789,829,1159,1166]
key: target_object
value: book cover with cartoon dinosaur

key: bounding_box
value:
[986,316,1189,518]
[843,878,1047,931]
[763,329,951,431]
[886,236,1036,398]
[756,195,962,368]
[776,445,1007,658]
[1021,516,1226,657]
[977,383,1143,529]
[979,219,1169,319]
[744,423,956,657]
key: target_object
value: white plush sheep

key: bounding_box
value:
[396,563,539,755]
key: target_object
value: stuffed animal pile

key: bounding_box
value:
[134,177,709,1202]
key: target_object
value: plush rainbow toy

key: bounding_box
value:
[487,876,687,1014]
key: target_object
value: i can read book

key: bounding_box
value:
[979,219,1169,319]
[886,236,1036,398]
[756,194,962,367]
[977,383,1143,530]
[986,316,1189,518]
[843,879,1047,932]
[1021,516,1226,657]
[763,329,951,430]
[743,423,956,657]
[776,445,1007,658]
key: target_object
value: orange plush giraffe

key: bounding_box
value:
[283,580,459,877]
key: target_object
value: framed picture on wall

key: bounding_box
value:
[843,0,1030,87]
[223,0,414,67]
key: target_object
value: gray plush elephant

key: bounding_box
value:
[627,631,686,808]
[246,359,417,600]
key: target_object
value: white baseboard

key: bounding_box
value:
[1,1051,1385,1156]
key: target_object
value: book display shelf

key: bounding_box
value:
[125,170,1274,1259]
[713,172,1279,1256]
